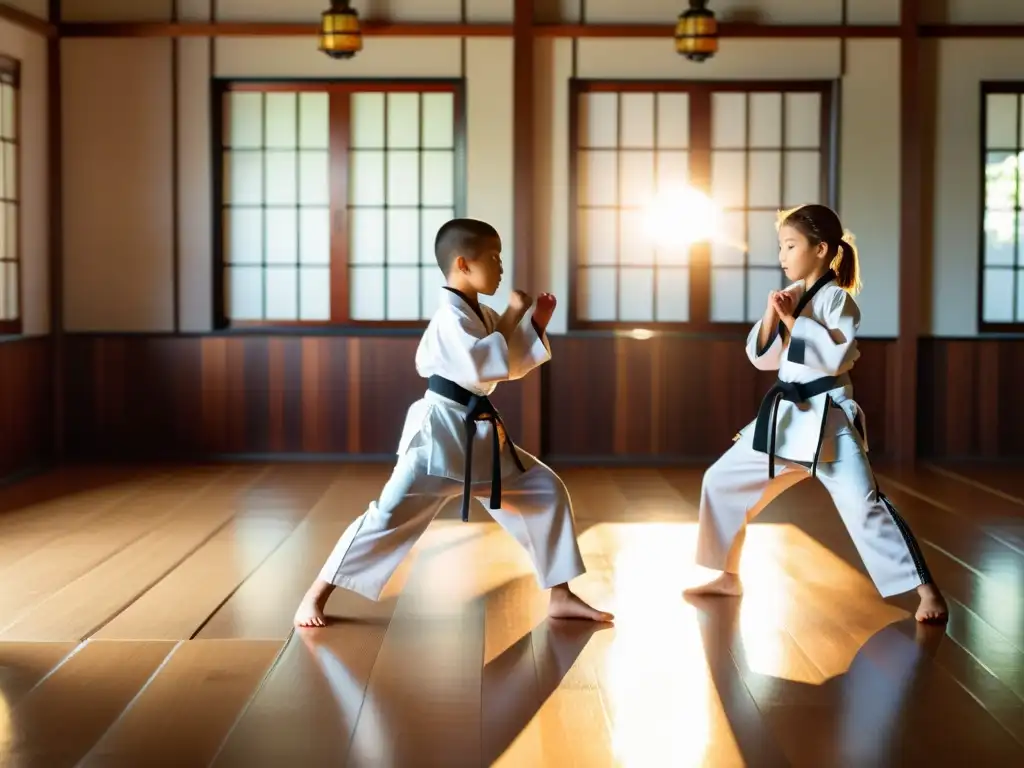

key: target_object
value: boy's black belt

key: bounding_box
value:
[751,374,849,479]
[427,375,526,522]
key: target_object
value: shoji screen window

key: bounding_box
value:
[980,84,1024,331]
[0,57,18,335]
[570,81,833,331]
[217,81,464,328]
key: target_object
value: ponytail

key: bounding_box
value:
[831,230,861,296]
[778,204,863,295]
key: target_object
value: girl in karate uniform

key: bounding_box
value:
[295,218,613,628]
[685,204,948,623]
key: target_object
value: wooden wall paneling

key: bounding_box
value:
[543,336,896,463]
[544,336,617,459]
[850,337,892,457]
[917,339,1024,460]
[997,340,1024,457]
[60,335,911,463]
[0,337,53,481]
[62,335,524,461]
[975,341,1001,457]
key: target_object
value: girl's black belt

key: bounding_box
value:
[751,374,850,479]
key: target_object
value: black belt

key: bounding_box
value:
[751,375,846,479]
[427,375,527,522]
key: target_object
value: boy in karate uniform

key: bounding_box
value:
[295,218,614,627]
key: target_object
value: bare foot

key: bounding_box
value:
[915,583,948,623]
[683,572,743,597]
[294,580,336,628]
[548,584,614,622]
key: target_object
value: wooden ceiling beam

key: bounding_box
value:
[58,21,906,39]
[3,4,1024,41]
[0,2,56,37]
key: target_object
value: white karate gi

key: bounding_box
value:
[696,274,933,598]
[319,288,586,600]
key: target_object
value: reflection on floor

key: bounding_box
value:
[0,461,1021,766]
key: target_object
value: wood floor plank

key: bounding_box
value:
[91,468,335,641]
[856,621,1024,765]
[892,619,1024,747]
[211,595,398,766]
[936,464,1024,502]
[577,519,761,767]
[0,468,242,631]
[0,461,1021,764]
[0,470,173,571]
[883,464,1024,555]
[478,526,615,768]
[93,517,306,641]
[197,467,389,640]
[0,467,273,642]
[2,640,175,768]
[0,465,159,527]
[79,639,283,767]
[342,524,487,766]
[882,484,1024,574]
[0,642,78,709]
[942,598,1024,702]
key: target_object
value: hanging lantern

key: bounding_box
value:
[319,1,363,60]
[675,0,718,62]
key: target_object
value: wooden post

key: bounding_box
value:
[513,0,542,455]
[48,0,63,461]
[896,0,922,465]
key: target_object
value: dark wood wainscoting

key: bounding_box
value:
[64,333,898,463]
[918,338,1024,459]
[0,336,53,480]
[64,334,525,459]
[545,335,896,461]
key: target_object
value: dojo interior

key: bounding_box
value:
[1,0,1023,765]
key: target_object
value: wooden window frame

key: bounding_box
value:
[978,81,1024,334]
[0,55,20,336]
[568,79,837,333]
[212,78,467,331]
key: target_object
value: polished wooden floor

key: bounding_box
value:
[0,460,1021,766]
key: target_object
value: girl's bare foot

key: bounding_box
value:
[683,572,743,597]
[915,582,948,623]
[294,579,336,628]
[548,584,614,622]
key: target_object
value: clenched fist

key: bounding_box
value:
[533,292,556,333]
[508,290,533,314]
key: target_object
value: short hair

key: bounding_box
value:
[433,218,499,274]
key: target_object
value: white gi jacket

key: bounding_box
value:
[737,272,868,466]
[397,287,551,484]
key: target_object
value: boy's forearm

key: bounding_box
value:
[496,307,528,342]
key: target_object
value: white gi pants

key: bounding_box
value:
[319,450,586,600]
[696,432,930,598]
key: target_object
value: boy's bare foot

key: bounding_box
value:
[915,582,948,623]
[294,579,336,628]
[683,572,743,597]
[548,584,614,622]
